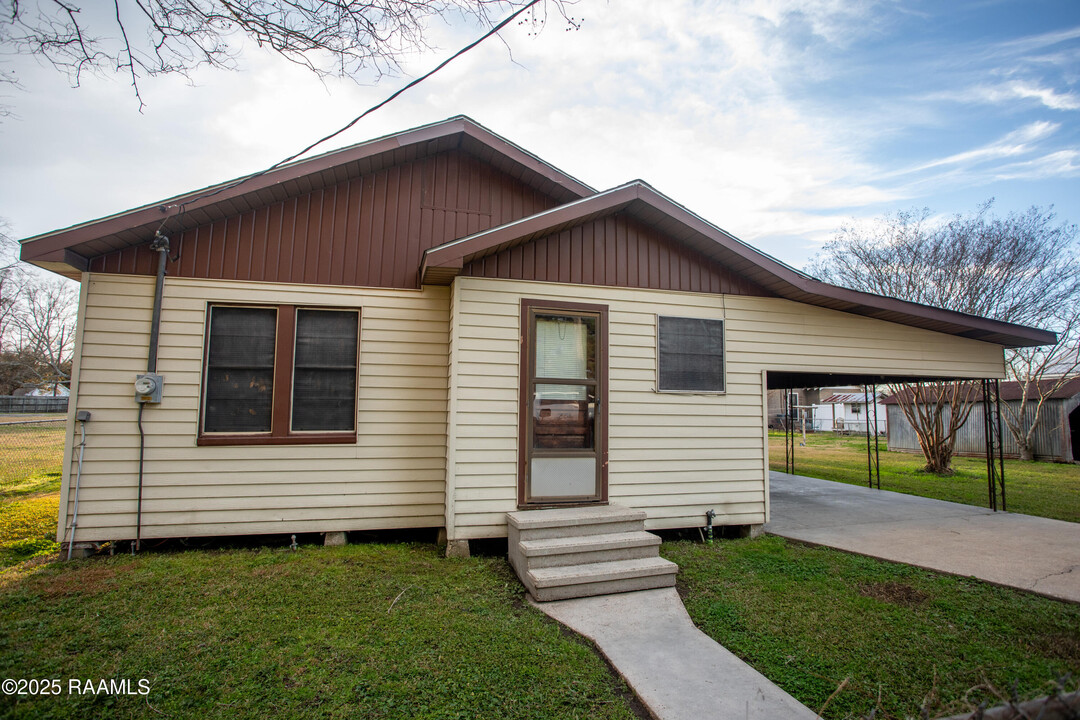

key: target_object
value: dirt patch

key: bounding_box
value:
[1041,632,1080,662]
[857,581,929,607]
[250,564,293,578]
[40,563,130,597]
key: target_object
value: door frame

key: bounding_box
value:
[518,298,609,508]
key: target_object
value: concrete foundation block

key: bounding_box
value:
[739,524,764,539]
[63,543,95,559]
[323,531,347,547]
[436,528,448,546]
[445,539,470,558]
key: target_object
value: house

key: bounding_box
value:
[20,116,1055,559]
[766,388,820,429]
[883,377,1080,463]
[812,388,886,434]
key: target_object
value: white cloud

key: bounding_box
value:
[896,121,1061,175]
[926,82,1080,111]
[0,0,1076,271]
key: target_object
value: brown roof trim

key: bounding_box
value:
[20,115,594,274]
[422,181,1057,349]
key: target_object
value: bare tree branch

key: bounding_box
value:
[809,201,1080,472]
[0,0,576,109]
[0,220,79,395]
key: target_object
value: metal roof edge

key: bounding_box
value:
[424,180,1056,349]
[20,115,594,260]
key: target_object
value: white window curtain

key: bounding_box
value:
[535,317,588,401]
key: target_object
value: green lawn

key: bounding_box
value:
[0,419,66,492]
[2,421,1078,718]
[0,543,640,720]
[769,431,1080,522]
[665,536,1080,720]
[0,420,65,570]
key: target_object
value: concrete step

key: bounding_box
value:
[526,557,678,602]
[518,531,661,569]
[507,505,646,542]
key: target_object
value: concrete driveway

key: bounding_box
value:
[765,471,1080,604]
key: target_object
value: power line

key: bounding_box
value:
[158,0,545,234]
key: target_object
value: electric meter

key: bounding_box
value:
[134,373,164,403]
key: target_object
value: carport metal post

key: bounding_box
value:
[981,378,1006,511]
[784,390,796,474]
[864,384,880,489]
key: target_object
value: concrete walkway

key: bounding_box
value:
[533,587,817,720]
[766,471,1080,603]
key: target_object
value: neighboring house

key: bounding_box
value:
[24,384,71,397]
[766,388,821,428]
[883,378,1080,463]
[812,388,886,434]
[19,117,1055,554]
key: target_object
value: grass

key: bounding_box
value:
[664,535,1080,720]
[0,419,66,571]
[0,418,66,491]
[1,420,1076,717]
[769,431,1080,522]
[0,542,640,720]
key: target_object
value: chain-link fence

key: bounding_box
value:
[0,418,67,490]
[933,689,1079,720]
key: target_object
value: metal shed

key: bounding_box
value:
[884,377,1080,463]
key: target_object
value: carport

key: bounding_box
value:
[768,370,1012,511]
[765,471,1080,603]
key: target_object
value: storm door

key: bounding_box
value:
[519,300,608,506]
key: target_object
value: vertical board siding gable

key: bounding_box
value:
[87,150,561,289]
[461,213,772,296]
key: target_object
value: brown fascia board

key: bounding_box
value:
[420,183,640,281]
[422,181,1057,350]
[19,115,595,273]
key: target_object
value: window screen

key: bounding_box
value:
[204,307,277,432]
[291,309,359,431]
[657,316,725,392]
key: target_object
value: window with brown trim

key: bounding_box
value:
[199,304,359,445]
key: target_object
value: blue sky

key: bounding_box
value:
[2,0,1077,270]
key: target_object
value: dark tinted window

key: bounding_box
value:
[291,309,359,431]
[204,307,277,432]
[657,316,724,392]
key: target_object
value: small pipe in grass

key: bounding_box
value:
[705,509,716,544]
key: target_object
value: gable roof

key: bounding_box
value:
[19,116,594,278]
[19,117,1057,350]
[422,181,1056,349]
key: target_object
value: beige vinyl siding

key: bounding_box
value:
[447,277,1004,539]
[60,273,449,542]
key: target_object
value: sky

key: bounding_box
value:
[1,0,1078,272]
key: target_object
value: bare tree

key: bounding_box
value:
[0,221,78,395]
[1000,312,1080,460]
[12,277,77,392]
[807,201,1080,472]
[0,222,26,353]
[1,0,573,110]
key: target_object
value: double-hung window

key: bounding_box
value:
[199,304,359,444]
[656,316,725,393]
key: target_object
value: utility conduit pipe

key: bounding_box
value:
[135,233,170,553]
[65,410,91,561]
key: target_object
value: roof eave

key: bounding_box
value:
[422,181,1056,349]
[20,115,595,275]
